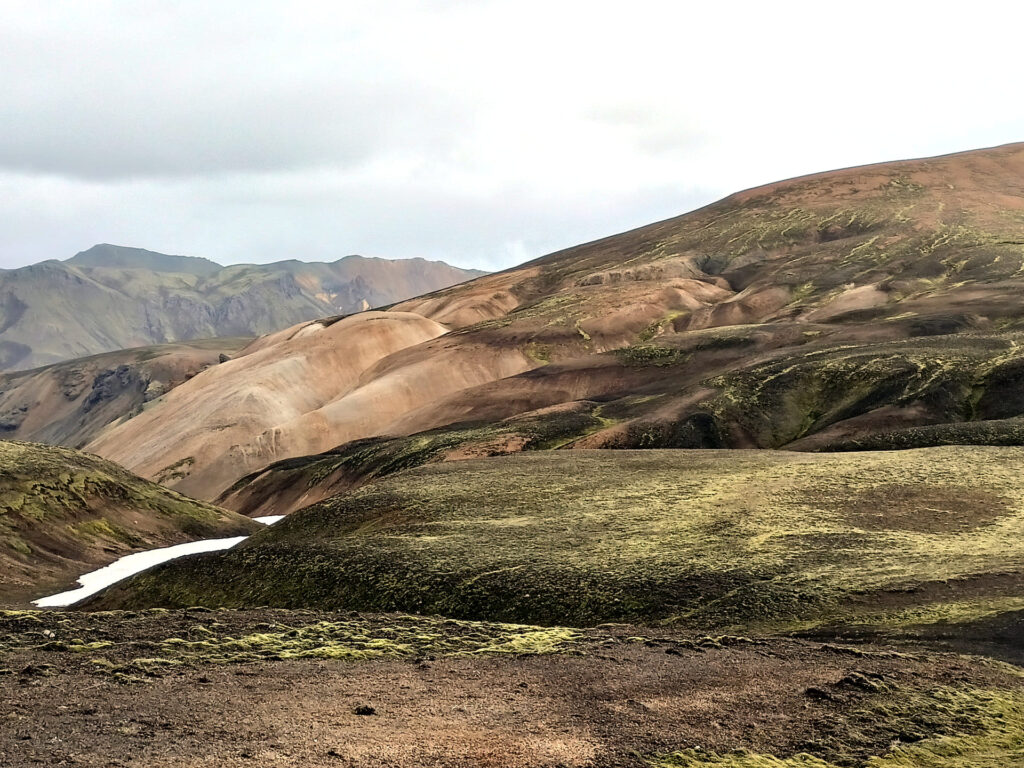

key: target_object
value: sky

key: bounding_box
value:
[2,0,1023,272]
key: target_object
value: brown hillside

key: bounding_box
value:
[90,143,1024,499]
[85,311,466,499]
[0,338,250,450]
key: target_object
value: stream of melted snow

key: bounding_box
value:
[33,515,285,608]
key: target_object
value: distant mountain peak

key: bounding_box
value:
[67,244,224,276]
[1,244,487,371]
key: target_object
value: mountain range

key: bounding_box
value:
[7,142,1024,767]
[0,244,485,371]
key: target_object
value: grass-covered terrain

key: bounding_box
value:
[2,608,1023,767]
[0,440,258,604]
[93,449,1024,655]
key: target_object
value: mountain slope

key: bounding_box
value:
[86,311,456,498]
[0,244,484,370]
[86,142,1024,500]
[0,440,258,604]
[0,337,250,450]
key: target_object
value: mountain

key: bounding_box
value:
[66,244,223,276]
[0,440,258,603]
[85,142,1024,500]
[11,142,1024,768]
[0,244,485,371]
[0,337,250,450]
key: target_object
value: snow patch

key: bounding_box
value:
[33,536,248,608]
[32,514,289,609]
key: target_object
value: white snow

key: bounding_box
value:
[32,514,287,609]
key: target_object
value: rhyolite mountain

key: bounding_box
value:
[11,144,1024,768]
[0,244,485,370]
[80,142,1024,500]
[0,337,251,449]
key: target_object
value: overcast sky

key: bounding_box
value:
[2,1,1022,271]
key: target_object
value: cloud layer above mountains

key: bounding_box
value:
[2,0,1022,270]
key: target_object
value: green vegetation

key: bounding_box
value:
[141,616,582,666]
[93,449,1024,640]
[650,686,1024,768]
[616,344,688,366]
[0,609,588,681]
[0,440,233,531]
[702,333,1024,448]
[0,439,257,601]
[71,518,142,546]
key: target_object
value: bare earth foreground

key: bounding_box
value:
[2,610,1024,767]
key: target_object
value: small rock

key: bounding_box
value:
[352,704,376,716]
[804,686,834,701]
[19,663,55,677]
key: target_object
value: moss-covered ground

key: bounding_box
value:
[650,686,1024,767]
[0,440,257,603]
[3,608,1023,766]
[90,449,1024,652]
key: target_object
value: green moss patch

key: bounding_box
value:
[649,686,1024,768]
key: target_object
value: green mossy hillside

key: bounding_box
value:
[90,449,1024,650]
[0,440,258,603]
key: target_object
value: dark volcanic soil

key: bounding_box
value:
[1,609,1021,767]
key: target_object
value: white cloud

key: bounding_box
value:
[1,0,1023,270]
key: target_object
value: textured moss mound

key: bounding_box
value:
[650,686,1024,767]
[91,448,1024,642]
[0,440,257,602]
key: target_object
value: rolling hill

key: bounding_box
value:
[0,440,258,604]
[83,142,1024,501]
[0,244,484,371]
[9,143,1024,768]
[89,448,1024,661]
